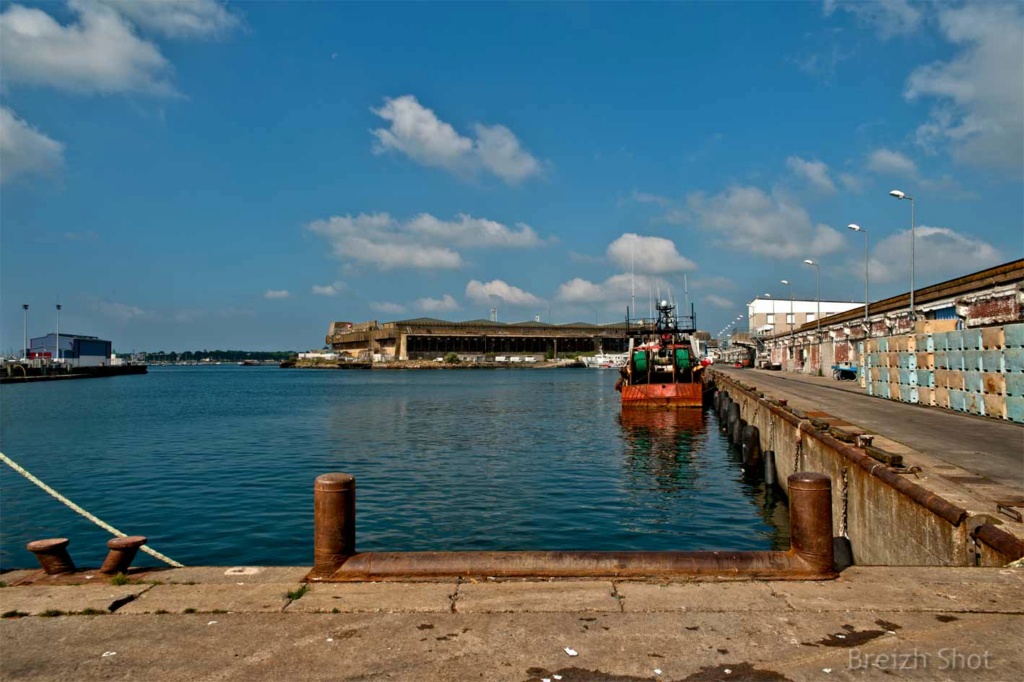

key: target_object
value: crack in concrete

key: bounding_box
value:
[610,581,624,613]
[449,580,462,613]
[108,584,155,613]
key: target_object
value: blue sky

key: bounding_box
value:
[2,0,1021,352]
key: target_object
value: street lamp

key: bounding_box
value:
[22,304,29,360]
[847,224,869,328]
[889,189,915,319]
[781,279,793,367]
[763,293,775,335]
[55,303,62,364]
[803,259,820,339]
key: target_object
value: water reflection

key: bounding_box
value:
[619,408,707,493]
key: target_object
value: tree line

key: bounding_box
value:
[143,350,297,363]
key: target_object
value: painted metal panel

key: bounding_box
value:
[981,327,1004,349]
[964,371,983,393]
[878,337,889,352]
[980,350,1003,373]
[949,390,967,412]
[1003,323,1024,348]
[982,372,1005,395]
[983,394,1005,419]
[932,332,949,352]
[964,350,983,372]
[934,351,949,369]
[946,351,964,371]
[916,370,934,388]
[899,369,916,386]
[1005,373,1024,397]
[962,329,983,350]
[1007,397,1024,424]
[946,330,964,351]
[1004,348,1024,373]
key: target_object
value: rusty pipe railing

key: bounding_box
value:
[307,471,835,582]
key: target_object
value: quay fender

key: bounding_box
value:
[731,418,746,447]
[741,424,762,470]
[725,402,740,436]
[712,370,969,528]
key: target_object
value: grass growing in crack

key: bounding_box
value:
[109,573,131,586]
[77,608,106,616]
[286,584,310,601]
[183,608,197,614]
[210,609,228,614]
[154,609,170,615]
[2,610,29,619]
[40,609,64,617]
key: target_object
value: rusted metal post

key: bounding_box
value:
[312,473,355,578]
[26,538,76,575]
[788,472,834,574]
[98,536,147,575]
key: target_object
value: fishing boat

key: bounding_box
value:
[616,300,707,408]
[580,351,628,369]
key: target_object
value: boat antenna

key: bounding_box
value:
[683,273,689,317]
[630,245,635,322]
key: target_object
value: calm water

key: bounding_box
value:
[0,367,787,569]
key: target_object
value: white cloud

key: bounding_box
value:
[473,123,541,183]
[264,289,290,300]
[406,213,541,248]
[685,186,845,259]
[692,276,737,291]
[370,301,407,315]
[307,212,542,271]
[868,226,1002,284]
[465,279,541,307]
[91,298,147,320]
[905,3,1024,172]
[606,233,697,274]
[0,105,64,183]
[838,172,866,193]
[703,294,735,310]
[416,295,460,313]
[97,0,240,39]
[556,278,606,304]
[370,95,541,183]
[630,190,670,206]
[0,1,175,95]
[786,156,836,194]
[555,273,661,307]
[867,148,918,176]
[824,0,921,39]
[311,281,346,297]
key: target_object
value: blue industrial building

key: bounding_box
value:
[29,333,112,367]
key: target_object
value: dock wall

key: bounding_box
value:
[711,370,1022,567]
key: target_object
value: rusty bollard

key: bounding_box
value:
[26,538,76,575]
[788,472,835,575]
[99,536,148,575]
[312,473,355,579]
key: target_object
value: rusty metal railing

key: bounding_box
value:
[306,471,836,582]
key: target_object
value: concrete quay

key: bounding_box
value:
[716,367,1023,499]
[2,565,1022,681]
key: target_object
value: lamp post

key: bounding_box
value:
[803,260,820,338]
[889,189,915,319]
[847,224,869,329]
[21,301,28,358]
[55,303,62,364]
[781,279,793,367]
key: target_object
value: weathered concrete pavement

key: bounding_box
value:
[2,566,1022,681]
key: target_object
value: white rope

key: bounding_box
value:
[0,450,184,568]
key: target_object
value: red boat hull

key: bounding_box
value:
[621,381,704,408]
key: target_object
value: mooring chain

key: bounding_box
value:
[840,466,849,538]
[0,450,184,568]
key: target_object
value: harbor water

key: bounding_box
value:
[0,366,788,569]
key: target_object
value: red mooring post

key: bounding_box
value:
[787,472,835,574]
[312,473,355,579]
[26,538,76,575]
[99,536,148,575]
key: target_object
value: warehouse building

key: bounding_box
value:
[327,318,640,361]
[29,333,112,367]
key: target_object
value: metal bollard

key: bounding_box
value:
[788,472,835,574]
[99,536,148,575]
[312,473,356,578]
[763,450,777,486]
[26,538,76,575]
